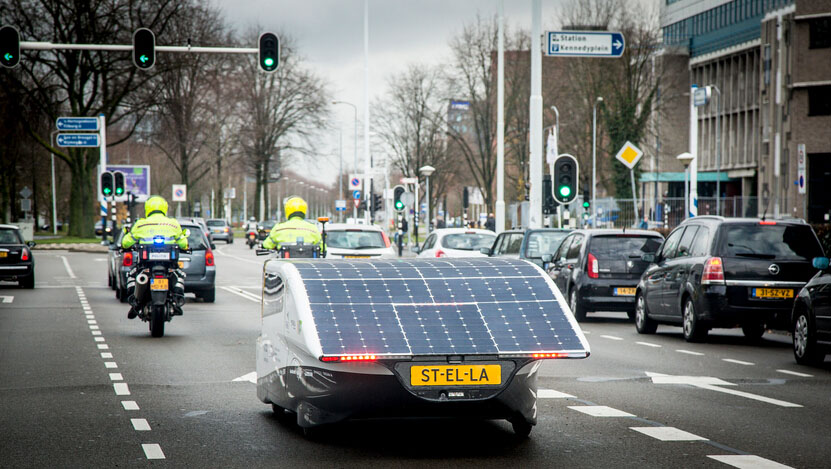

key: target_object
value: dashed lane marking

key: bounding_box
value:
[101,352,113,358]
[600,335,624,341]
[707,455,794,469]
[220,286,260,303]
[131,418,151,431]
[109,373,123,381]
[636,341,662,348]
[113,383,130,395]
[722,358,754,366]
[94,337,105,342]
[142,444,165,460]
[568,406,635,417]
[92,331,102,336]
[538,389,575,399]
[776,369,812,378]
[630,426,708,441]
[97,344,109,349]
[0,296,14,303]
[232,371,257,383]
[105,362,117,368]
[676,349,705,356]
[121,401,140,411]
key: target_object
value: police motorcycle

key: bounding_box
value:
[247,230,258,249]
[255,217,328,259]
[125,235,189,337]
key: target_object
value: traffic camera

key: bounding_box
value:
[393,185,405,212]
[259,32,279,73]
[553,154,578,205]
[132,28,155,70]
[113,171,125,197]
[0,25,20,68]
[100,171,114,197]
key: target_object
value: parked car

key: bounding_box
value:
[481,228,571,267]
[791,256,831,365]
[206,218,233,244]
[545,229,664,321]
[258,219,277,240]
[414,228,496,258]
[324,224,396,259]
[634,217,824,342]
[0,224,35,288]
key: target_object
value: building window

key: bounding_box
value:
[808,86,831,116]
[809,18,831,49]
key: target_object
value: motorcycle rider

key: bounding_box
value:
[121,195,189,319]
[244,216,258,234]
[262,196,323,252]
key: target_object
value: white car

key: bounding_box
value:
[324,223,397,259]
[415,228,496,258]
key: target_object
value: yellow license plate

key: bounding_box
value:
[753,288,793,299]
[150,278,169,291]
[178,261,184,268]
[344,255,370,259]
[614,287,636,296]
[0,252,6,258]
[411,364,501,386]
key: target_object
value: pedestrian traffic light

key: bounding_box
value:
[542,174,556,215]
[372,193,383,213]
[0,25,20,69]
[113,171,125,197]
[132,28,155,70]
[259,32,279,73]
[582,190,590,210]
[393,185,405,212]
[553,154,578,204]
[100,171,114,197]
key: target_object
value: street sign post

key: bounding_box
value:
[349,174,362,191]
[56,117,100,131]
[56,133,100,147]
[797,143,806,195]
[693,87,711,107]
[335,200,347,212]
[615,142,644,224]
[352,190,361,200]
[400,177,418,185]
[172,184,187,202]
[545,31,625,58]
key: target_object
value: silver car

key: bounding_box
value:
[206,219,233,244]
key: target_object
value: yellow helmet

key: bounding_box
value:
[285,196,307,219]
[145,195,169,217]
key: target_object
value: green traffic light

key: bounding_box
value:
[583,201,590,208]
[3,53,12,61]
[559,186,571,197]
[395,200,404,210]
[263,57,274,67]
[103,188,111,195]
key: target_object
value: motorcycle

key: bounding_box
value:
[126,236,188,337]
[247,230,258,249]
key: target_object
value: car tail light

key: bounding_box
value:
[382,232,391,248]
[320,354,377,363]
[21,248,29,261]
[224,227,229,232]
[587,253,599,279]
[205,249,215,267]
[702,257,725,285]
[759,220,776,225]
[122,251,133,267]
[532,352,568,359]
[435,249,446,258]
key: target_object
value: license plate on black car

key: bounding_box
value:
[753,288,793,299]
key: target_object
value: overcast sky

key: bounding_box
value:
[217,0,601,186]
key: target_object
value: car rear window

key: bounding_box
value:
[0,228,22,244]
[720,223,823,261]
[590,235,663,261]
[183,226,209,250]
[206,220,225,227]
[327,230,385,249]
[525,231,570,258]
[442,233,496,251]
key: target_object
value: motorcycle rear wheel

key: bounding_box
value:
[149,305,165,337]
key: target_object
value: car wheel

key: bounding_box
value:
[570,289,587,322]
[682,298,707,342]
[635,293,658,334]
[793,312,825,365]
[201,287,216,303]
[20,272,35,289]
[741,323,766,342]
[509,417,533,438]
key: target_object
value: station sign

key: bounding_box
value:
[545,31,625,58]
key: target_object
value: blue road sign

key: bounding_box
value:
[352,190,361,200]
[56,133,100,147]
[56,117,100,131]
[545,31,625,58]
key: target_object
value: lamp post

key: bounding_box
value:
[707,85,722,215]
[592,97,604,226]
[333,100,358,221]
[420,165,435,233]
[677,152,695,221]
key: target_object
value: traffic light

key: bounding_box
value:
[463,187,469,209]
[542,175,556,215]
[259,32,279,73]
[113,171,125,197]
[582,190,590,210]
[100,171,114,197]
[393,185,405,212]
[372,193,382,213]
[552,154,578,204]
[133,28,155,70]
[0,25,20,69]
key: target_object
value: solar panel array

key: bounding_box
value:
[295,258,585,357]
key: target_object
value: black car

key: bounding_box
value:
[635,217,824,342]
[791,256,831,365]
[258,219,277,240]
[0,224,35,289]
[545,229,664,321]
[94,219,115,236]
[482,228,571,268]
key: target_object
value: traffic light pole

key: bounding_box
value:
[20,41,257,54]
[100,114,108,244]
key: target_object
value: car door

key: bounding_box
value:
[547,234,574,291]
[646,227,684,316]
[560,234,585,294]
[811,270,831,341]
[490,233,507,256]
[499,233,523,259]
[419,234,436,257]
[663,226,699,320]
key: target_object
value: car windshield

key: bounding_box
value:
[261,220,277,229]
[0,228,22,244]
[206,220,225,227]
[183,226,208,250]
[721,223,823,261]
[441,233,496,251]
[591,235,663,261]
[525,231,570,258]
[327,230,386,249]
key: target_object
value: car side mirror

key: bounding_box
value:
[641,253,656,263]
[541,254,553,263]
[813,257,830,270]
[479,247,492,255]
[27,241,36,248]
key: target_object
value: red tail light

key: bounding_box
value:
[122,251,133,267]
[759,220,777,225]
[532,352,568,359]
[21,248,29,261]
[382,232,391,248]
[435,249,446,258]
[205,249,215,267]
[320,354,377,362]
[702,257,725,285]
[587,253,599,279]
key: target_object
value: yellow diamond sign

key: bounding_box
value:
[615,141,643,169]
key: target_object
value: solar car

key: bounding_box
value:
[256,258,590,436]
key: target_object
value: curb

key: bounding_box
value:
[34,244,109,253]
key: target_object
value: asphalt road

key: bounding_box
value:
[1,242,829,468]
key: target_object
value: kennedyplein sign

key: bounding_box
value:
[545,31,625,58]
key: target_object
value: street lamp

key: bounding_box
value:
[677,152,695,220]
[420,165,435,233]
[706,85,722,215]
[592,96,604,227]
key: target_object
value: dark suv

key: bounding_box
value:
[544,229,664,321]
[634,217,824,342]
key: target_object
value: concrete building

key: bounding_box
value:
[659,0,831,221]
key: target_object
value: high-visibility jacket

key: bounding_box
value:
[121,213,189,250]
[262,216,322,250]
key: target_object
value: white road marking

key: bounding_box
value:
[630,426,708,441]
[109,373,123,381]
[722,358,754,366]
[142,444,165,460]
[60,255,76,278]
[131,418,151,431]
[600,335,624,341]
[695,384,802,408]
[113,383,130,395]
[105,362,117,368]
[214,247,262,265]
[88,320,97,324]
[97,344,109,350]
[538,389,575,399]
[636,341,662,348]
[0,296,14,303]
[581,330,591,334]
[220,286,260,303]
[89,325,99,330]
[568,406,635,417]
[101,352,113,358]
[94,337,105,342]
[707,455,793,469]
[645,371,669,377]
[94,258,107,262]
[92,331,102,336]
[121,401,139,410]
[649,372,802,408]
[232,371,257,383]
[776,369,813,378]
[676,349,704,356]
